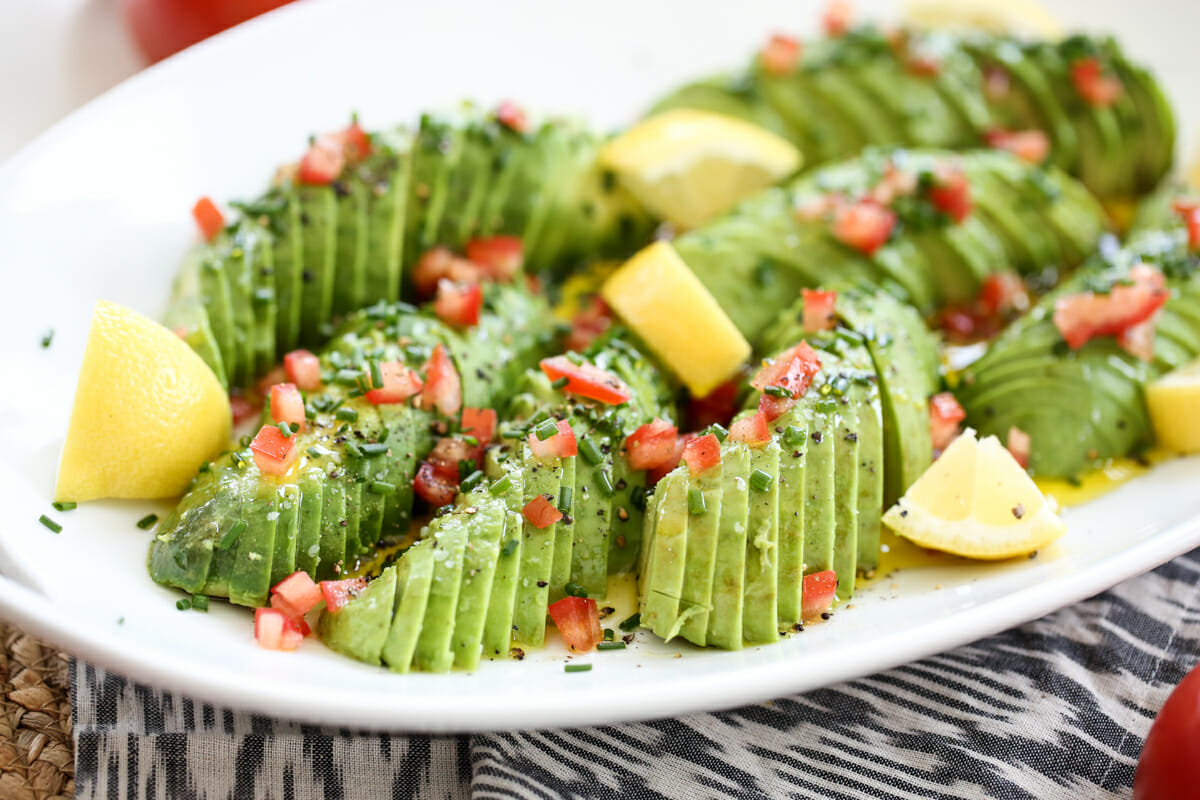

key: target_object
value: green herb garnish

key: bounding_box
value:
[578,437,604,466]
[490,475,514,496]
[218,519,247,550]
[52,501,76,512]
[749,469,774,493]
[688,488,706,516]
[597,641,626,651]
[369,481,397,495]
[564,663,592,673]
[335,407,358,422]
[136,513,159,530]
[190,594,209,612]
[551,376,569,390]
[38,515,61,533]
[534,419,560,441]
[619,613,641,632]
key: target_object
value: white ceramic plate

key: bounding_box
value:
[1,0,1198,733]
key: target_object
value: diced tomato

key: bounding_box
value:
[496,100,529,133]
[434,279,483,327]
[271,571,323,616]
[730,411,772,447]
[1118,313,1159,362]
[870,165,917,206]
[412,247,483,298]
[1172,200,1200,250]
[540,356,632,405]
[687,380,740,431]
[984,128,1050,165]
[929,167,972,223]
[547,596,602,653]
[831,200,896,256]
[937,307,983,341]
[229,392,259,427]
[1071,57,1122,107]
[461,407,498,443]
[269,383,306,431]
[418,344,462,416]
[256,365,287,400]
[761,33,801,76]
[1052,263,1168,350]
[906,52,941,77]
[191,196,224,242]
[320,577,368,614]
[565,295,613,353]
[682,433,722,475]
[340,120,372,161]
[466,235,523,282]
[254,607,305,651]
[802,288,838,332]
[365,361,423,405]
[267,594,311,637]
[929,392,966,453]
[983,64,1010,100]
[413,461,459,508]
[625,418,681,471]
[647,434,690,486]
[751,341,823,420]
[522,494,564,530]
[426,435,481,478]
[297,135,346,185]
[1007,426,1032,469]
[282,349,322,391]
[250,424,298,476]
[527,418,578,459]
[978,272,1029,318]
[821,0,853,36]
[801,570,838,622]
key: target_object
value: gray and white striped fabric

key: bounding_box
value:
[72,548,1200,799]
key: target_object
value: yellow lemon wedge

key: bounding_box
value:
[602,241,750,397]
[600,109,802,230]
[882,429,1066,560]
[1145,358,1200,454]
[904,0,1063,39]
[56,300,231,502]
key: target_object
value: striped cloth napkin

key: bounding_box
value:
[71,548,1200,800]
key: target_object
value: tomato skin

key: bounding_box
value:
[565,296,613,353]
[1071,57,1122,107]
[929,392,966,453]
[539,356,632,405]
[413,462,459,508]
[120,0,296,63]
[250,424,298,476]
[647,435,690,486]
[297,136,346,185]
[821,0,853,36]
[730,412,772,447]
[434,280,483,327]
[412,247,482,298]
[802,570,838,622]
[801,289,838,332]
[984,128,1050,164]
[547,596,602,652]
[761,34,801,76]
[461,407,498,444]
[928,168,973,223]
[1135,661,1200,800]
[365,361,423,405]
[751,341,823,421]
[269,383,306,431]
[831,200,896,256]
[624,418,680,471]
[979,272,1028,318]
[319,578,368,613]
[687,380,740,431]
[283,349,321,391]
[254,607,305,651]
[522,494,564,529]
[495,101,529,133]
[682,433,722,476]
[271,571,323,615]
[191,196,224,242]
[527,419,578,459]
[466,235,523,282]
[267,594,311,636]
[418,344,462,417]
[1173,200,1200,250]
[1053,264,1168,350]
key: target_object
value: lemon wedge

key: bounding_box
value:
[904,0,1063,38]
[1145,358,1200,454]
[600,109,802,230]
[882,429,1066,560]
[602,241,750,397]
[56,300,232,502]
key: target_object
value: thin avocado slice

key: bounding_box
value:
[147,469,227,593]
[331,176,367,319]
[219,236,256,388]
[482,453,526,659]
[800,400,837,579]
[705,444,751,650]
[511,447,564,647]
[162,296,228,389]
[236,220,277,380]
[271,190,304,354]
[548,455,578,602]
[412,514,469,673]
[638,468,692,642]
[438,118,494,249]
[742,440,781,645]
[228,480,280,607]
[361,130,411,305]
[674,456,724,646]
[201,474,253,598]
[852,61,970,149]
[350,405,388,550]
[341,477,364,567]
[830,385,861,602]
[759,68,868,163]
[294,465,326,577]
[195,248,237,385]
[405,114,465,269]
[380,542,435,673]
[295,185,338,347]
[268,482,302,588]
[570,422,615,597]
[845,354,885,575]
[451,495,506,670]
[607,449,648,576]
[318,566,398,666]
[774,412,808,629]
[316,472,348,581]
[649,72,803,144]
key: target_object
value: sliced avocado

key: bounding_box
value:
[404,114,465,270]
[271,191,305,354]
[147,468,228,593]
[965,169,1058,271]
[350,405,387,550]
[570,421,616,597]
[438,117,496,249]
[851,61,969,149]
[519,123,573,269]
[361,130,411,305]
[548,454,578,602]
[451,495,506,670]
[341,476,364,567]
[606,449,648,576]
[704,444,751,650]
[162,296,227,389]
[330,176,368,319]
[477,128,534,239]
[806,67,905,148]
[742,440,781,645]
[638,467,691,641]
[1114,58,1175,190]
[380,541,435,673]
[295,186,338,347]
[648,72,802,144]
[800,401,837,579]
[195,248,237,384]
[294,465,326,577]
[316,472,348,581]
[830,381,861,602]
[511,447,564,647]
[774,411,808,629]
[848,359,884,575]
[236,220,277,380]
[674,456,724,646]
[758,69,868,163]
[228,480,280,607]
[318,566,398,666]
[268,482,302,588]
[201,474,252,598]
[482,453,526,659]
[412,513,469,672]
[218,236,256,388]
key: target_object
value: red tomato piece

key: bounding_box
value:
[565,296,614,353]
[527,419,578,459]
[687,380,740,431]
[1052,263,1168,350]
[547,596,602,652]
[647,434,690,486]
[254,607,304,651]
[539,356,632,405]
[870,166,917,206]
[751,342,823,420]
[250,424,298,476]
[761,33,801,76]
[1071,57,1122,107]
[269,383,306,431]
[1173,200,1200,250]
[625,418,681,471]
[413,462,459,508]
[831,200,896,256]
[466,235,524,282]
[1118,314,1159,362]
[229,393,259,428]
[802,570,838,622]
[821,0,853,36]
[340,120,371,161]
[978,272,1029,317]
[1007,426,1032,469]
[426,436,480,477]
[267,594,311,637]
[496,101,529,133]
[802,288,838,332]
[283,349,322,391]
[271,571,324,616]
[298,135,346,185]
[1134,660,1200,800]
[418,344,463,416]
[682,433,722,475]
[522,494,564,530]
[906,53,941,77]
[928,167,973,223]
[434,279,483,327]
[730,412,772,447]
[412,247,483,298]
[319,578,368,614]
[929,392,966,453]
[461,407,498,443]
[191,196,224,242]
[984,128,1050,165]
[365,361,423,405]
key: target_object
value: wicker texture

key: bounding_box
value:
[0,622,73,800]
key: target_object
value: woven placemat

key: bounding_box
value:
[0,622,73,800]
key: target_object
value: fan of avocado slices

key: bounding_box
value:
[650,26,1174,203]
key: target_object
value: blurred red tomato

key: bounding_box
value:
[1134,661,1200,800]
[120,0,297,63]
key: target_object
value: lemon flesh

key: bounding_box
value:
[904,0,1062,38]
[1146,358,1200,454]
[600,109,802,230]
[882,429,1066,560]
[602,241,750,397]
[56,300,232,502]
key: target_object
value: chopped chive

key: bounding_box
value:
[335,407,358,422]
[136,513,159,530]
[501,539,519,557]
[460,471,485,494]
[763,385,792,398]
[597,641,626,651]
[38,515,61,533]
[458,459,477,480]
[500,428,524,440]
[564,663,592,673]
[190,594,209,612]
[461,435,479,447]
[783,426,806,448]
[688,488,706,516]
[550,376,569,390]
[631,485,649,512]
[369,360,384,390]
[345,441,363,458]
[704,423,729,442]
[176,597,192,611]
[534,419,559,441]
[278,421,294,438]
[306,446,325,458]
[369,481,397,495]
[558,486,573,514]
[335,369,363,386]
[578,437,603,466]
[602,628,615,642]
[564,582,587,598]
[218,519,247,550]
[490,474,514,496]
[619,613,641,632]
[360,442,389,456]
[52,501,76,512]
[749,469,774,493]
[40,329,54,348]
[597,468,615,497]
[198,461,212,473]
